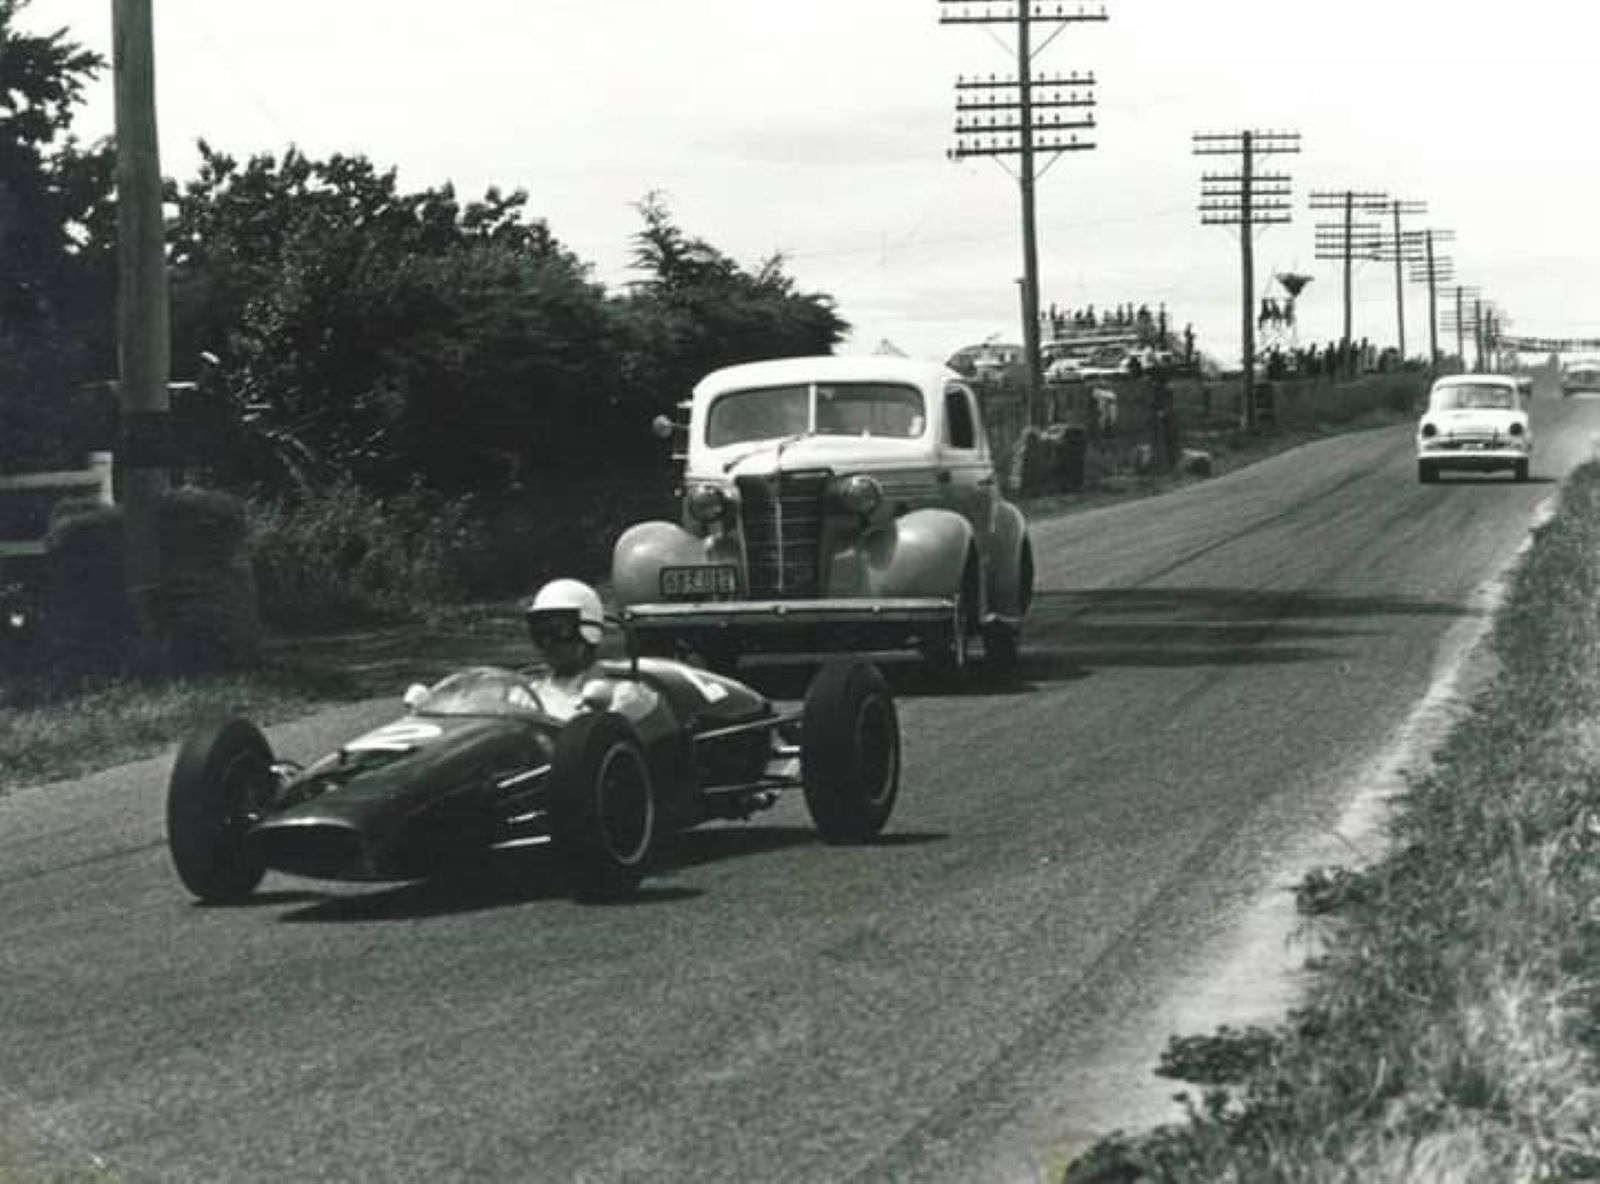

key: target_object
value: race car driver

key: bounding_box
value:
[524,578,643,720]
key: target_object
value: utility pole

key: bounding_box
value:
[112,0,171,672]
[1194,128,1300,430]
[1364,197,1427,360]
[1440,285,1481,371]
[941,1,1108,424]
[1309,188,1385,354]
[1405,228,1454,375]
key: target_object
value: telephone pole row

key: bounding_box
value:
[1361,197,1428,361]
[1309,189,1386,353]
[940,0,1110,422]
[1405,228,1455,373]
[1193,128,1301,431]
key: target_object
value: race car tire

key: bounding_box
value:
[167,717,272,903]
[548,712,656,901]
[801,660,900,844]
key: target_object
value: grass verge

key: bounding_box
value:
[1065,462,1600,1181]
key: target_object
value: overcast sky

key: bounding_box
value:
[21,0,1599,366]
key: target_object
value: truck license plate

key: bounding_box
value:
[660,565,741,599]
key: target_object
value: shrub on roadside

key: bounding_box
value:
[36,488,260,677]
[248,480,477,630]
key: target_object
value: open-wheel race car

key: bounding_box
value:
[166,645,900,904]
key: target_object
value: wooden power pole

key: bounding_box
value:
[113,0,171,670]
[1310,188,1385,357]
[1194,128,1300,430]
[940,1,1108,424]
[1405,228,1455,375]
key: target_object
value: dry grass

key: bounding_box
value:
[0,671,332,791]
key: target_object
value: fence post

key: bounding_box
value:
[89,452,115,505]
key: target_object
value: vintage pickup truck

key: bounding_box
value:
[610,355,1033,682]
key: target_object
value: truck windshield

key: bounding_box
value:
[706,382,925,447]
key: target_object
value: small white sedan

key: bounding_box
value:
[1416,374,1532,483]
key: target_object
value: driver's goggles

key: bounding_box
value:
[528,620,582,646]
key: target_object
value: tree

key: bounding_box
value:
[168,143,622,494]
[614,193,849,411]
[0,1,115,467]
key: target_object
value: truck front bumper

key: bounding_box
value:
[621,597,957,657]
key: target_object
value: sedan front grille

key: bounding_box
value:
[736,470,829,598]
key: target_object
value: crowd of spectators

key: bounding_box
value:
[1044,301,1168,341]
[1262,337,1400,380]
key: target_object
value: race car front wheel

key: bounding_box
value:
[801,660,900,843]
[548,712,657,901]
[167,718,273,903]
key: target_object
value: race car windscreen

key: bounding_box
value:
[413,669,545,717]
[1430,384,1517,411]
[705,383,926,446]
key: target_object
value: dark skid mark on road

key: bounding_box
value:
[1038,587,1471,622]
[1019,586,1469,676]
[271,825,932,923]
[1126,465,1375,586]
[0,838,166,889]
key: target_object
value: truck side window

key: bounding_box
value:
[945,388,976,450]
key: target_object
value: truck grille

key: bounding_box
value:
[736,470,829,598]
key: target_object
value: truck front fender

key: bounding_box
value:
[611,521,739,607]
[985,501,1033,621]
[846,508,975,601]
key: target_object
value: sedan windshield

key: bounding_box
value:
[706,382,925,447]
[1431,384,1517,411]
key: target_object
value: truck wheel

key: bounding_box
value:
[801,660,900,843]
[1514,460,1530,482]
[548,712,656,901]
[167,718,273,903]
[1418,461,1438,484]
[921,557,977,683]
[982,620,1021,682]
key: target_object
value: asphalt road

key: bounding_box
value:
[4,392,1598,1184]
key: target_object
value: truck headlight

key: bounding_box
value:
[686,482,731,524]
[836,474,883,516]
[1420,422,1438,439]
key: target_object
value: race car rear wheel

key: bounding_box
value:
[548,712,656,901]
[801,660,900,843]
[167,718,273,903]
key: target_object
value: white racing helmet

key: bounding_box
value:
[525,578,606,646]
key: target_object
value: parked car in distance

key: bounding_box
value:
[1044,355,1085,384]
[1416,373,1532,483]
[611,355,1034,682]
